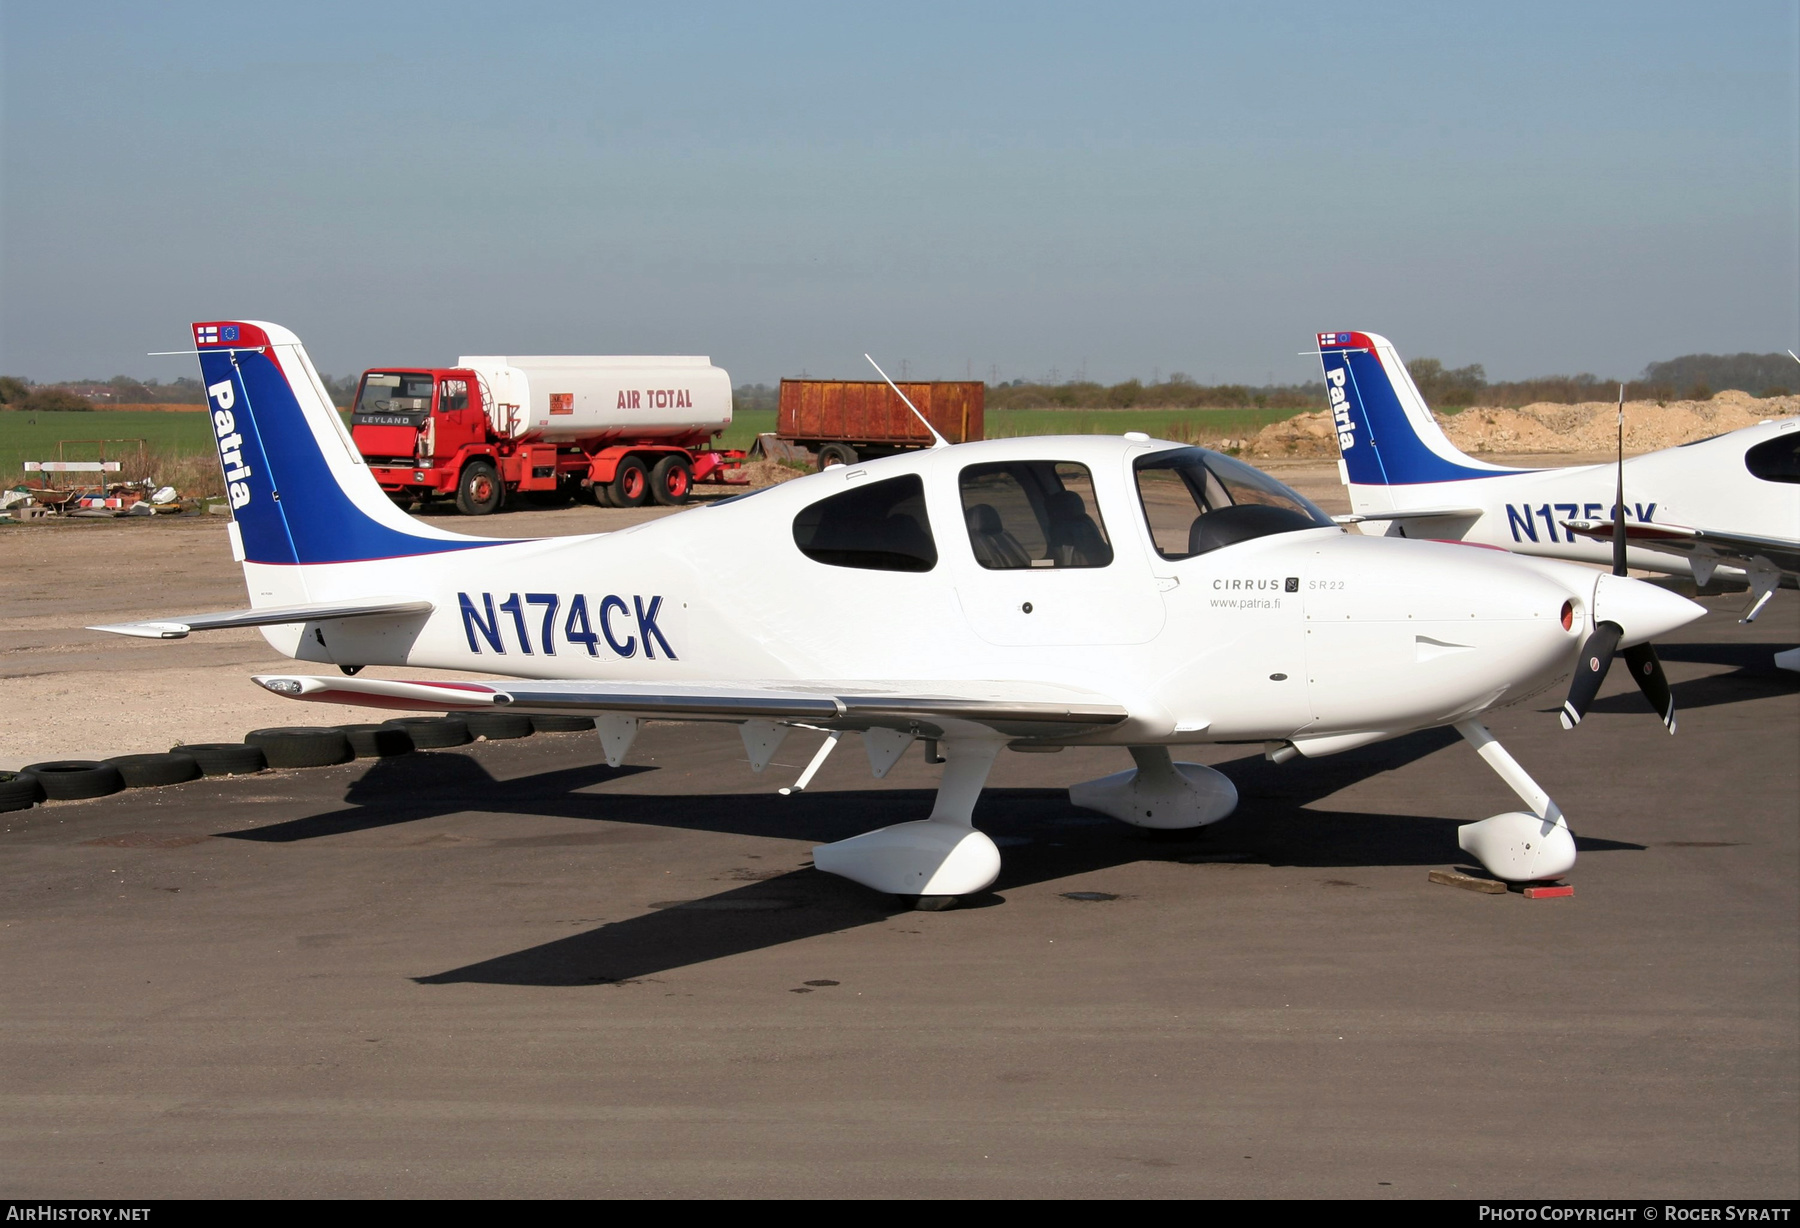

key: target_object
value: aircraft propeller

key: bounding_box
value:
[1560,386,1677,733]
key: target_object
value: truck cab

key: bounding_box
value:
[349,368,527,515]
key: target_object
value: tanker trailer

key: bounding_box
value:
[349,354,742,514]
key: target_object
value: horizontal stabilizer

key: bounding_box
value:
[252,674,1131,737]
[91,597,433,640]
[1332,507,1483,525]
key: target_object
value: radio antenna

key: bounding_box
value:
[865,353,948,448]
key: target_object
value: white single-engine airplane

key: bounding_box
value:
[1312,331,1799,673]
[95,321,1706,906]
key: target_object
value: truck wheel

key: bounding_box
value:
[456,461,503,515]
[611,457,650,508]
[650,456,693,506]
[818,443,858,470]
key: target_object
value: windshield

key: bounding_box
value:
[1134,447,1333,559]
[352,372,436,424]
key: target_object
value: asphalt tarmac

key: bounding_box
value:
[3,596,1795,1198]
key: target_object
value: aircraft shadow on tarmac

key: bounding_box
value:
[209,727,1645,987]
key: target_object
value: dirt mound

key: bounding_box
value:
[1245,390,1797,459]
[735,459,808,487]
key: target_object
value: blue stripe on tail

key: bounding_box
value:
[1319,333,1528,486]
[196,337,503,565]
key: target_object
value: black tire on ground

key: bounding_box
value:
[244,727,355,770]
[0,770,45,812]
[610,457,650,508]
[179,743,266,775]
[105,752,202,788]
[817,443,857,470]
[463,711,535,741]
[456,460,504,516]
[591,481,618,508]
[650,455,694,506]
[529,714,597,733]
[381,716,472,749]
[21,760,126,801]
[336,723,416,758]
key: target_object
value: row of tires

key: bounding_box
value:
[0,712,596,812]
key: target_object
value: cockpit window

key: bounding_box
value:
[1745,433,1800,484]
[1134,447,1333,559]
[793,474,937,572]
[959,460,1113,570]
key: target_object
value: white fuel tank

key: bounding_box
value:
[457,355,732,446]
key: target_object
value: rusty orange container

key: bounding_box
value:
[778,380,983,461]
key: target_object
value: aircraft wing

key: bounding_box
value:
[1561,520,1800,577]
[90,597,433,640]
[252,673,1133,739]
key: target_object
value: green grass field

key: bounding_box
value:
[720,406,1297,452]
[0,408,214,484]
[2,403,1305,484]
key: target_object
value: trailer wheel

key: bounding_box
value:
[818,443,858,470]
[456,461,503,516]
[650,456,693,506]
[611,457,650,508]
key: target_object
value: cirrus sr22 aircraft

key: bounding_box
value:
[94,321,1707,908]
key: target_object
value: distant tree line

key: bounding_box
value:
[0,372,362,410]
[1406,351,1797,409]
[0,376,95,412]
[984,373,1325,411]
[11,354,1797,415]
[733,383,779,412]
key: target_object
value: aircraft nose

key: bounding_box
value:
[1592,573,1706,647]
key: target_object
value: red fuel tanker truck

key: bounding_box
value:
[348,354,744,514]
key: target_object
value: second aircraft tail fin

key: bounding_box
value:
[1314,332,1528,506]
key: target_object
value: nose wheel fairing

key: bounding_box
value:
[1454,720,1577,881]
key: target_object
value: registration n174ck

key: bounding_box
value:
[95,321,1706,906]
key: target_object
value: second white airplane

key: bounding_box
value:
[1312,331,1798,673]
[96,321,1706,905]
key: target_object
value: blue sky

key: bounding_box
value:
[2,2,1796,386]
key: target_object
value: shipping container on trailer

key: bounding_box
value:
[348,355,744,514]
[777,379,984,470]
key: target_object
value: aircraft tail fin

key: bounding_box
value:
[1314,332,1528,502]
[191,321,507,584]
